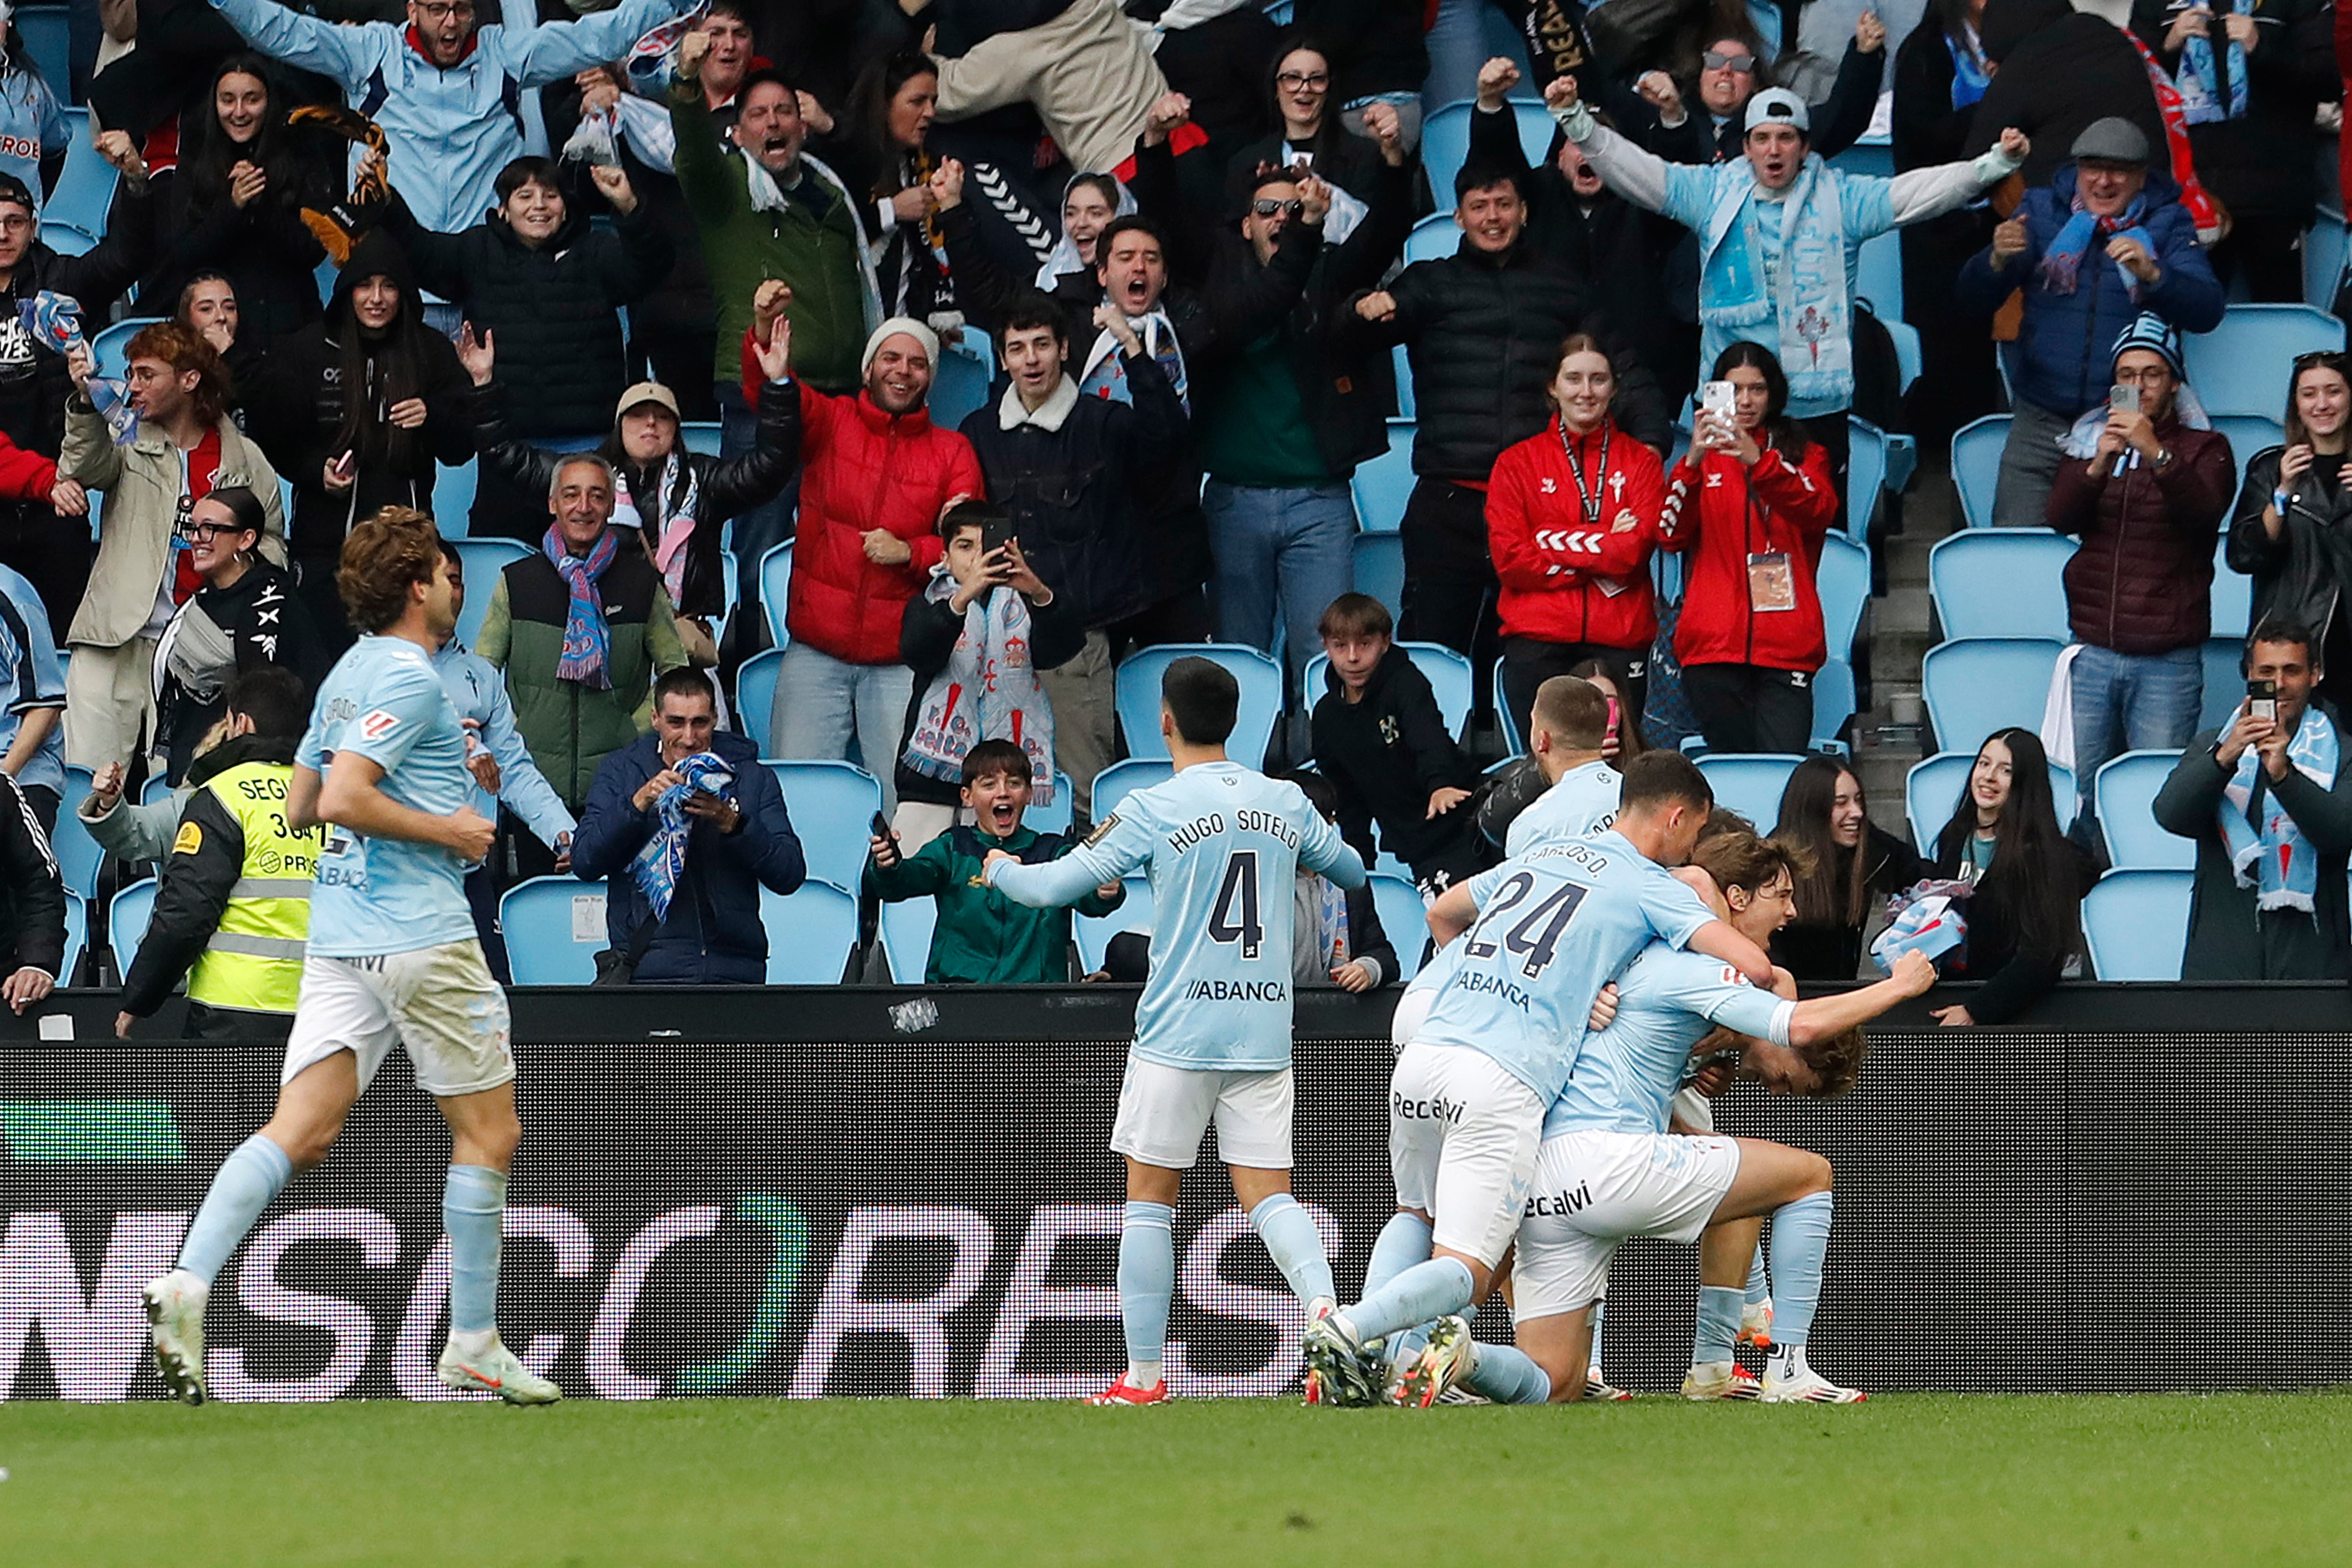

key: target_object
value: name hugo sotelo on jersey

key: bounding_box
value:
[1166,808,1301,855]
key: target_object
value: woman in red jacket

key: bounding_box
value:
[1486,335,1667,745]
[1660,342,1841,755]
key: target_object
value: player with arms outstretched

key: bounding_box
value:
[986,657,1368,1406]
[143,507,555,1405]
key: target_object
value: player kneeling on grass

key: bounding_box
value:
[985,657,1367,1405]
[1403,829,1931,1406]
[144,507,556,1406]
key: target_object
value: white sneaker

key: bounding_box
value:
[437,1335,563,1404]
[143,1270,209,1405]
[1680,1360,1763,1401]
[1584,1368,1633,1402]
[1394,1315,1474,1408]
[1739,1298,1775,1348]
[1760,1361,1866,1404]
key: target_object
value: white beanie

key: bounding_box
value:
[862,316,942,375]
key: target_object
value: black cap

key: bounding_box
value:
[0,173,37,217]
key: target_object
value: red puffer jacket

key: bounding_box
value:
[1658,438,1839,673]
[786,380,985,666]
[1486,417,1665,651]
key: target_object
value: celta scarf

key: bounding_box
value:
[2120,26,2225,242]
[2036,191,2152,300]
[900,566,1056,805]
[2219,704,2338,914]
[1697,156,1852,407]
[2176,0,2253,127]
[543,523,618,690]
[628,749,733,922]
[612,454,701,610]
[1948,24,1990,111]
[1077,309,1190,412]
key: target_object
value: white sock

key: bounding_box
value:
[1768,1343,1811,1380]
[1126,1359,1163,1391]
[448,1326,499,1357]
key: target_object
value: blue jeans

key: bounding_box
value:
[1203,480,1357,700]
[717,380,797,616]
[2069,642,2204,823]
[770,642,915,814]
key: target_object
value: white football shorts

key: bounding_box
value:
[1513,1128,1742,1322]
[1388,1040,1545,1268]
[1110,1054,1294,1170]
[282,941,515,1099]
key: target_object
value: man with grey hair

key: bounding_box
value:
[475,451,690,819]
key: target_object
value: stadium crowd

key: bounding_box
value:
[0,0,2342,1034]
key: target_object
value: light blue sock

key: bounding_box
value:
[443,1165,509,1336]
[1693,1285,1742,1364]
[1118,1201,1176,1380]
[177,1133,293,1284]
[1362,1211,1434,1299]
[1745,1237,1772,1306]
[1247,1194,1334,1307]
[1766,1191,1834,1350]
[1588,1300,1605,1377]
[1339,1256,1476,1343]
[1462,1340,1551,1405]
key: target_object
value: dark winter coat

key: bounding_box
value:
[2046,418,2235,656]
[1644,39,1883,166]
[1931,832,2094,1023]
[1308,644,1482,879]
[2131,0,2335,225]
[0,770,63,980]
[1773,823,1931,981]
[893,582,1088,809]
[128,153,330,341]
[1964,3,2167,186]
[569,728,807,986]
[2226,447,2352,664]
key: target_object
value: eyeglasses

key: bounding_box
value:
[178,519,250,541]
[1276,71,1331,91]
[1252,198,1305,219]
[2112,365,2175,384]
[414,1,475,19]
[1702,50,1757,72]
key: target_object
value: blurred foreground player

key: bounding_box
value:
[986,657,1367,1405]
[143,507,555,1405]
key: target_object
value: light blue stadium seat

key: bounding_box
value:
[758,879,859,983]
[2209,415,2284,475]
[1354,532,1403,621]
[1367,872,1427,981]
[2304,208,2347,309]
[759,540,793,646]
[1952,414,2009,529]
[680,421,723,458]
[930,325,993,433]
[1697,753,1802,830]
[46,109,119,240]
[1402,212,1457,265]
[1830,134,1893,178]
[1027,771,1077,837]
[1075,873,1153,974]
[2094,750,2190,870]
[2211,539,2251,641]
[55,765,101,898]
[1114,643,1282,765]
[450,538,528,651]
[140,773,173,808]
[1856,231,1902,319]
[60,888,84,983]
[1905,750,2077,854]
[2185,305,2345,417]
[876,895,938,982]
[2081,868,2192,981]
[1303,641,1471,739]
[1921,637,2064,756]
[2198,638,2240,732]
[1494,656,1522,756]
[1812,657,1856,752]
[1928,530,2075,641]
[39,220,92,257]
[1351,421,1414,533]
[1845,417,1888,540]
[1391,345,1414,419]
[431,458,477,536]
[1420,99,1557,208]
[499,876,607,983]
[19,8,70,103]
[1818,532,1870,659]
[110,878,157,969]
[1091,758,1171,822]
[761,760,883,890]
[734,646,784,753]
[92,317,166,383]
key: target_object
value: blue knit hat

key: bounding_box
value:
[2111,312,2185,380]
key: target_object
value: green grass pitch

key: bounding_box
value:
[5,1394,2349,1566]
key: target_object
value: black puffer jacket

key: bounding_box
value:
[2131,0,2335,226]
[2227,447,2352,671]
[1345,238,1671,483]
[1964,1,2165,187]
[381,190,673,439]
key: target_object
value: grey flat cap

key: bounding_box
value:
[2070,117,2151,165]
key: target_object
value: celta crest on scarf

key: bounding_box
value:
[24,291,135,444]
[542,520,619,689]
[1696,155,1852,407]
[2219,702,2338,914]
[1077,310,1189,412]
[629,748,733,921]
[901,565,1056,804]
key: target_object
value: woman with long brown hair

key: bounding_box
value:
[1769,754,1929,980]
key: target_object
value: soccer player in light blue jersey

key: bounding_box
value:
[986,657,1368,1406]
[1410,828,1934,1407]
[1503,677,1625,859]
[144,508,557,1406]
[1303,752,1777,1407]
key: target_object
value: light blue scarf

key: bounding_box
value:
[629,750,734,922]
[2177,0,2252,127]
[1696,156,1853,406]
[1948,25,1990,111]
[2218,705,2337,914]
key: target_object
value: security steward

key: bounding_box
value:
[114,669,323,1040]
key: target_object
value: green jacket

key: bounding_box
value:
[866,824,1124,984]
[476,546,688,812]
[671,81,872,393]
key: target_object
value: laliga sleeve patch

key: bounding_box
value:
[173,821,203,855]
[1083,812,1120,847]
[359,709,400,742]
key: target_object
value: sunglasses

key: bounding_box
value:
[1252,198,1305,219]
[1702,50,1757,71]
[2294,351,2348,371]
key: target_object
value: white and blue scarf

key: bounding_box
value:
[628,750,734,921]
[2038,191,2153,301]
[611,453,702,610]
[1078,309,1190,413]
[2219,704,2337,914]
[2176,0,2253,127]
[1948,24,1990,111]
[901,567,1057,804]
[1696,157,1853,407]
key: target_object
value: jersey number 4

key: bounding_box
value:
[1208,850,1264,961]
[1462,873,1587,979]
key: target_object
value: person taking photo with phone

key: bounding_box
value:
[2228,352,2352,700]
[2151,619,2352,980]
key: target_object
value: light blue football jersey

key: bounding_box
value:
[1542,943,1794,1139]
[989,761,1366,1070]
[297,635,480,958]
[1412,831,1717,1105]
[1505,760,1622,858]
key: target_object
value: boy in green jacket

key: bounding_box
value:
[866,740,1124,983]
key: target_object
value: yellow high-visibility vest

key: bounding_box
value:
[185,760,321,1015]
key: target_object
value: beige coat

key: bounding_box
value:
[60,401,286,649]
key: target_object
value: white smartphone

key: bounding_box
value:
[1700,380,1736,427]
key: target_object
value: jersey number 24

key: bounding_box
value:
[1462,872,1587,978]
